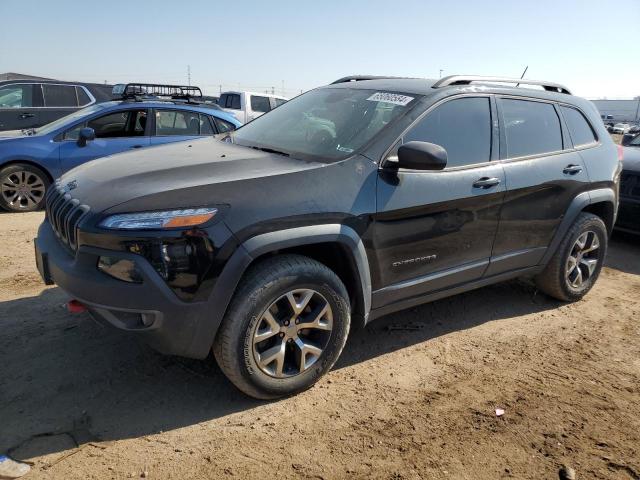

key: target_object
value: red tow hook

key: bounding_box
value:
[67,299,88,314]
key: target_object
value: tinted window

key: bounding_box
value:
[502,99,562,157]
[223,94,241,109]
[0,84,33,108]
[200,115,215,135]
[156,110,200,136]
[561,106,596,147]
[87,110,147,138]
[404,97,491,168]
[214,117,236,133]
[250,95,271,113]
[76,87,91,106]
[43,84,78,107]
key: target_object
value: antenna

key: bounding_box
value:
[187,65,191,86]
[516,66,528,87]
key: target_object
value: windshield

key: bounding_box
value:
[35,103,111,135]
[232,88,418,161]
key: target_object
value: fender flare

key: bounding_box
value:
[539,188,616,267]
[186,224,372,358]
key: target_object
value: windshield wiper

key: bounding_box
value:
[250,146,290,157]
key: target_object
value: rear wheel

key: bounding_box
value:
[0,163,50,212]
[213,254,351,399]
[535,212,607,301]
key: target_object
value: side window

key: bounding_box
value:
[87,110,147,138]
[63,123,84,140]
[214,117,236,133]
[501,99,562,158]
[223,94,241,109]
[43,84,78,107]
[250,95,271,113]
[200,114,215,135]
[0,84,33,108]
[155,110,200,136]
[560,106,597,148]
[274,98,287,107]
[76,87,92,107]
[404,97,492,168]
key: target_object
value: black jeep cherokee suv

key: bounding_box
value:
[35,75,621,399]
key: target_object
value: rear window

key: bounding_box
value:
[76,87,92,106]
[43,84,78,107]
[221,94,241,110]
[561,106,597,147]
[250,95,271,113]
[501,99,562,158]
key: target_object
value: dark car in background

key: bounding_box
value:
[0,79,113,131]
[618,138,640,234]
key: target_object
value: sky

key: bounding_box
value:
[1,0,638,99]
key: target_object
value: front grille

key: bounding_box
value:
[45,183,90,252]
[620,171,640,199]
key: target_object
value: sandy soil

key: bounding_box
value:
[0,211,638,480]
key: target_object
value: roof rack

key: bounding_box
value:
[432,75,572,95]
[330,75,401,85]
[112,83,204,101]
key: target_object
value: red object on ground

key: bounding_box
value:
[67,299,87,314]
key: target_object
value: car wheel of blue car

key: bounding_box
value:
[0,163,50,213]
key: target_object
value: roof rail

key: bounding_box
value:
[432,75,572,95]
[330,75,400,85]
[112,83,204,100]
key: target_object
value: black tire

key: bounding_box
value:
[535,212,607,302]
[0,163,50,212]
[213,254,351,399]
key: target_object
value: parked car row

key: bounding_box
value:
[0,83,241,212]
[32,74,623,399]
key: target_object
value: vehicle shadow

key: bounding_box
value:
[1,237,636,462]
[607,231,640,275]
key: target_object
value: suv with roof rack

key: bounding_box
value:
[0,83,240,212]
[35,74,621,399]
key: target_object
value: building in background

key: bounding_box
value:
[591,98,640,124]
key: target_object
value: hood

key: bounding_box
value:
[60,137,326,213]
[622,146,640,173]
[0,130,26,139]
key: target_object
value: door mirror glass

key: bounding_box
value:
[397,141,447,170]
[77,127,95,147]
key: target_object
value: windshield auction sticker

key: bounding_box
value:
[367,92,414,106]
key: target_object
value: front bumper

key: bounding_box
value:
[616,197,640,234]
[34,220,247,358]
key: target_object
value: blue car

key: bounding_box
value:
[0,83,241,212]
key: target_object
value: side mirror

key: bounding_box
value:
[397,141,447,170]
[77,127,95,147]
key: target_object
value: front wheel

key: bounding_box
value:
[213,254,351,399]
[0,163,50,212]
[535,212,607,302]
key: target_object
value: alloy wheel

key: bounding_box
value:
[252,289,333,378]
[1,170,46,210]
[566,230,600,288]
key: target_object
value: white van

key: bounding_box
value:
[218,91,288,123]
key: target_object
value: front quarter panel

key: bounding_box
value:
[0,135,61,178]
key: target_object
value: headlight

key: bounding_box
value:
[100,208,217,230]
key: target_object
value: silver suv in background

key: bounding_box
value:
[219,91,288,123]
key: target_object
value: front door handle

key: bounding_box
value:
[20,113,35,119]
[473,177,501,189]
[563,164,583,175]
[130,145,143,149]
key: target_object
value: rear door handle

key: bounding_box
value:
[130,145,143,149]
[563,164,583,175]
[473,177,501,189]
[20,113,35,119]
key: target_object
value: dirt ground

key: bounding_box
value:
[0,211,638,480]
